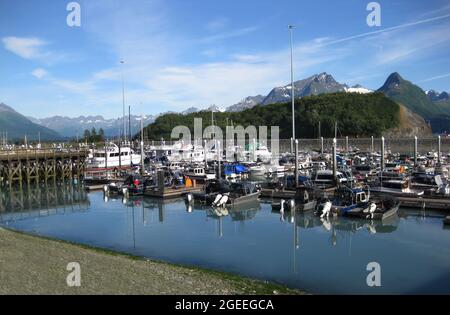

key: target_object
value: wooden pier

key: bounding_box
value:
[0,149,87,188]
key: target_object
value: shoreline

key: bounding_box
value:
[0,227,304,295]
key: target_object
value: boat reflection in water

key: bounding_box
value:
[2,187,450,294]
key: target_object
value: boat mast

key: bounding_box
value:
[140,114,144,175]
[128,105,131,143]
[289,25,295,150]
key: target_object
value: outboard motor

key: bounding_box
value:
[367,202,377,219]
[212,194,223,206]
[216,194,229,207]
[320,201,332,218]
[186,193,194,204]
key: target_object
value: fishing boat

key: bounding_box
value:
[368,178,425,198]
[346,198,400,220]
[211,181,261,207]
[85,142,141,173]
[314,186,399,220]
[185,179,230,205]
[184,166,216,182]
[313,170,349,188]
[271,187,317,212]
[222,163,249,181]
[105,174,149,196]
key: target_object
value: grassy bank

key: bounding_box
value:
[0,227,304,295]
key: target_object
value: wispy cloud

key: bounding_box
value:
[206,17,229,32]
[2,37,47,59]
[373,24,450,65]
[201,26,260,42]
[322,13,450,47]
[418,73,450,83]
[2,36,73,64]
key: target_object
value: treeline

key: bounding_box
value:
[83,127,105,143]
[141,92,400,140]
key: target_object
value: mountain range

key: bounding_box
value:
[0,103,60,141]
[27,114,157,138]
[2,71,448,139]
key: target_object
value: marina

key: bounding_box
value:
[2,0,450,298]
[2,134,450,294]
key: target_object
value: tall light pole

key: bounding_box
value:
[289,25,295,147]
[120,59,126,142]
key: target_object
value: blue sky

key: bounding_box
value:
[1,0,450,118]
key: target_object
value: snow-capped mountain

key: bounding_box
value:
[260,72,348,105]
[427,90,449,102]
[226,95,265,112]
[204,104,225,112]
[29,114,156,138]
[181,107,200,115]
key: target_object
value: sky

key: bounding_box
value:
[0,0,450,118]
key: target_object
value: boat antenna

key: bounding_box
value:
[120,59,126,143]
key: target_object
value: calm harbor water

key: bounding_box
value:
[1,183,450,294]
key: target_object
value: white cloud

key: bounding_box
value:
[31,68,48,79]
[206,17,229,32]
[2,36,73,64]
[2,37,47,59]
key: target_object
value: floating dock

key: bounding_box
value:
[261,187,335,199]
[144,186,203,198]
[398,197,450,210]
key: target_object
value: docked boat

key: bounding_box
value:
[314,186,399,220]
[271,187,317,212]
[186,179,230,205]
[368,178,425,198]
[346,198,400,220]
[222,163,249,181]
[85,142,141,172]
[105,174,149,196]
[184,166,216,182]
[313,170,349,188]
[212,181,261,207]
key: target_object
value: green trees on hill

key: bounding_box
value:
[142,92,400,140]
[83,127,105,143]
